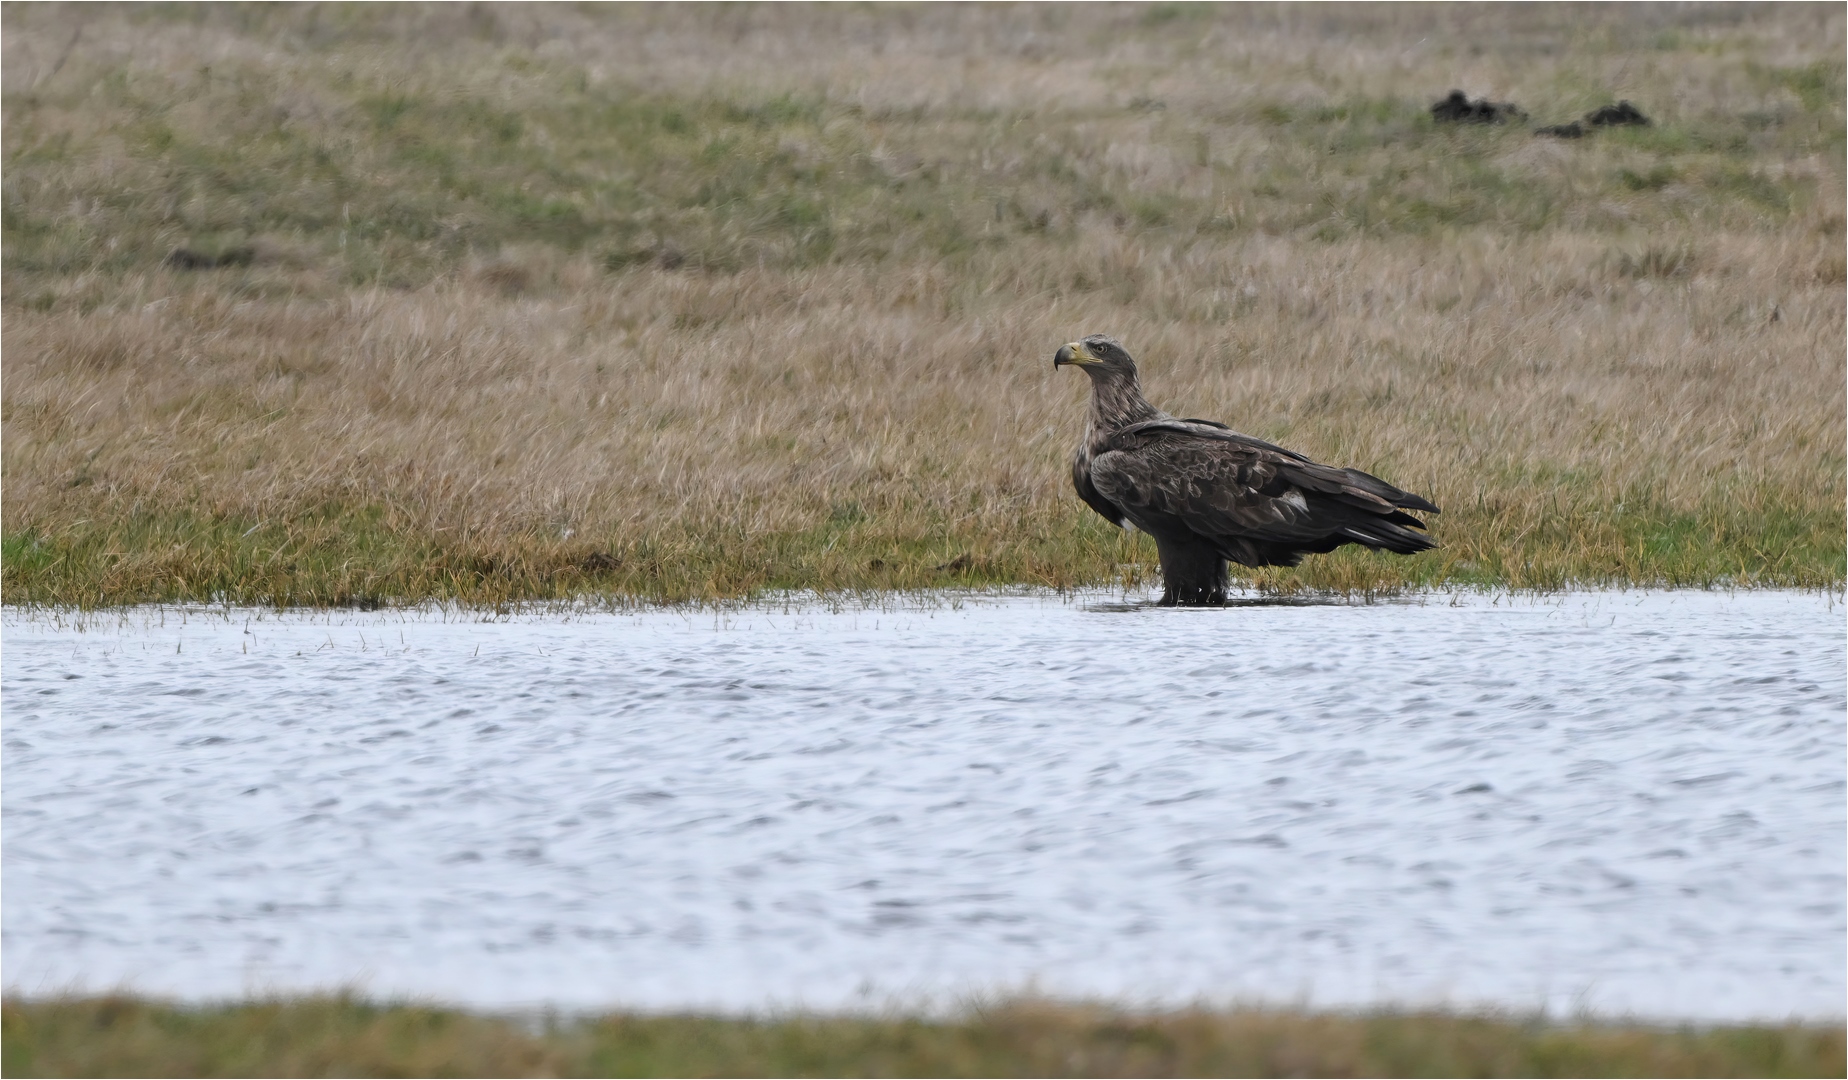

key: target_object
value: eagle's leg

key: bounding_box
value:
[1152,535,1228,606]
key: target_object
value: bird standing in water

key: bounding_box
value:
[1054,335,1438,605]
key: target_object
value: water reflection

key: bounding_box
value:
[1081,595,1353,613]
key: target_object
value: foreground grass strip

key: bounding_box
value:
[3,997,1842,1078]
[3,489,1841,608]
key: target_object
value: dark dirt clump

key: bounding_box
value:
[1534,101,1650,140]
[1426,91,1650,138]
[1585,101,1651,127]
[1430,90,1526,124]
[162,246,256,270]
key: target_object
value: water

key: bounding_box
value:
[3,590,1842,1021]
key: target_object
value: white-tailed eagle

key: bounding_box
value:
[1055,334,1438,605]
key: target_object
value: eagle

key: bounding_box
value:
[1054,334,1438,605]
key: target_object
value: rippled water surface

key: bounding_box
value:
[4,590,1843,1020]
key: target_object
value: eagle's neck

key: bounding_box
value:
[1085,369,1163,444]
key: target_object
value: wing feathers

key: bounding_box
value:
[1090,423,1438,567]
[1071,452,1126,527]
[1116,419,1311,462]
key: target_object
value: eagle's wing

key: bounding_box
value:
[1071,451,1126,528]
[1090,421,1438,567]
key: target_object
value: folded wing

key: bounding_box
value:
[1088,420,1438,568]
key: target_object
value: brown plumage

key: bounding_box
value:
[1054,334,1439,605]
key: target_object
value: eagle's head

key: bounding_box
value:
[1053,334,1138,380]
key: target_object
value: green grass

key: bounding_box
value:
[4,996,1841,1078]
[4,486,1838,609]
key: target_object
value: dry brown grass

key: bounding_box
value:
[3,3,1843,605]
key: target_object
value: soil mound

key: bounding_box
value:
[1585,100,1651,127]
[162,246,256,270]
[1431,90,1525,124]
[1535,101,1650,139]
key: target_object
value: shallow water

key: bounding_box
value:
[3,590,1843,1020]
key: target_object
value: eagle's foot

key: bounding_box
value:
[1157,583,1228,607]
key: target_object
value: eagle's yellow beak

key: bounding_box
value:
[1053,341,1098,368]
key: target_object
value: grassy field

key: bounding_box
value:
[3,3,1843,606]
[4,996,1842,1079]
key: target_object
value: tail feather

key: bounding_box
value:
[1338,467,1440,514]
[1282,461,1440,515]
[1341,520,1437,555]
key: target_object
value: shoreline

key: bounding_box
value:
[3,579,1843,619]
[7,986,1844,1030]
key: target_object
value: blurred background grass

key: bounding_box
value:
[5,4,1841,281]
[3,2,1843,606]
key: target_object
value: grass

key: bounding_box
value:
[2,485,1837,608]
[2,3,1843,607]
[3,996,1842,1078]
